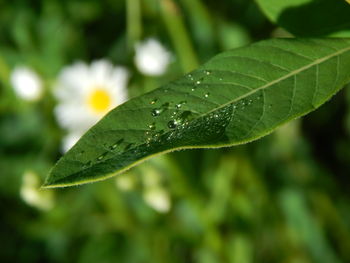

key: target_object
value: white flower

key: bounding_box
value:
[115,174,136,191]
[135,38,171,76]
[54,59,129,151]
[10,66,43,101]
[143,187,171,213]
[20,171,54,211]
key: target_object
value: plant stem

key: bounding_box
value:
[126,0,142,51]
[160,0,198,73]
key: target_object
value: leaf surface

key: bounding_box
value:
[44,38,350,188]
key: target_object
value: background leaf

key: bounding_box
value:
[44,38,350,188]
[255,0,350,37]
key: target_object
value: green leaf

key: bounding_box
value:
[44,38,350,188]
[255,0,350,37]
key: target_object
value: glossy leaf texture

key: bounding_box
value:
[44,38,350,188]
[256,0,350,37]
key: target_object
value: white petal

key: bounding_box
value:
[115,174,135,191]
[54,62,90,101]
[10,66,43,101]
[143,187,171,213]
[109,67,129,104]
[54,103,98,132]
[90,59,114,84]
[20,171,54,211]
[135,38,171,76]
[61,132,83,153]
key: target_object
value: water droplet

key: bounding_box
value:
[205,70,211,75]
[187,74,194,81]
[110,138,124,150]
[168,110,192,129]
[219,77,223,81]
[150,98,158,105]
[151,108,162,116]
[168,120,179,129]
[148,122,156,130]
[110,144,118,150]
[175,101,186,109]
[191,87,196,91]
[204,93,210,98]
[153,130,164,139]
[97,152,107,161]
[196,80,201,85]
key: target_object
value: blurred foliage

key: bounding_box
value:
[256,0,350,37]
[0,0,350,262]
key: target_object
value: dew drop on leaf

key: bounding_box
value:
[110,138,124,150]
[175,101,186,109]
[110,144,118,150]
[151,108,163,117]
[97,152,107,161]
[150,98,158,105]
[168,120,178,129]
[148,123,156,130]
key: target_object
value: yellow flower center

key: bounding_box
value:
[87,88,111,113]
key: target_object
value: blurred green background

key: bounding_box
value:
[1,0,350,262]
